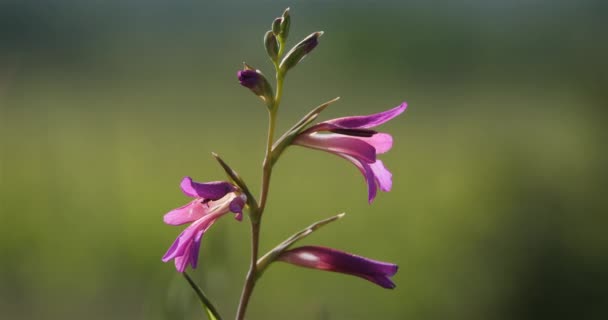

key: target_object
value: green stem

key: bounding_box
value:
[235,219,260,320]
[235,64,285,320]
[183,272,223,320]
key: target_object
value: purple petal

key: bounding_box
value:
[161,205,230,272]
[161,230,183,262]
[294,133,376,163]
[229,195,246,221]
[370,160,392,192]
[237,69,261,89]
[180,177,235,200]
[188,229,205,269]
[319,102,407,129]
[279,246,398,289]
[354,133,393,154]
[174,254,189,273]
[338,154,378,203]
[163,200,209,226]
[367,274,398,289]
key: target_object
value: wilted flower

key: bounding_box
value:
[162,177,246,273]
[293,102,407,203]
[278,246,398,289]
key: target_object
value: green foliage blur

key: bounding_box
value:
[1,1,606,319]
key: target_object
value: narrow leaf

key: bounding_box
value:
[212,152,258,209]
[256,212,345,276]
[271,97,340,165]
[183,272,223,320]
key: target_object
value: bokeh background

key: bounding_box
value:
[1,1,607,319]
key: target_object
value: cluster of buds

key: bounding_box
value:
[161,8,407,319]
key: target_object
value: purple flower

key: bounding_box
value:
[162,177,246,273]
[278,246,398,289]
[293,102,407,203]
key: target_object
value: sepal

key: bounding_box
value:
[264,31,279,61]
[279,8,291,40]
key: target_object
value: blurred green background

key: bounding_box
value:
[1,1,607,319]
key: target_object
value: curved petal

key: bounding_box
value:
[229,194,246,221]
[338,154,378,203]
[161,206,229,272]
[355,133,393,154]
[318,102,407,129]
[180,177,236,200]
[294,133,376,163]
[370,160,392,192]
[188,228,205,269]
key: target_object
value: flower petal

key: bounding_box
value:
[278,246,398,289]
[163,199,209,226]
[188,229,205,269]
[180,177,236,200]
[370,160,392,192]
[339,154,378,203]
[162,205,230,272]
[294,133,376,163]
[355,133,393,154]
[229,195,246,221]
[318,102,407,129]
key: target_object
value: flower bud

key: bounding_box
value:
[264,31,279,61]
[278,246,398,289]
[271,17,282,36]
[279,31,323,72]
[280,8,291,39]
[237,68,274,106]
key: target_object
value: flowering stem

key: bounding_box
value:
[236,64,285,320]
[235,219,260,320]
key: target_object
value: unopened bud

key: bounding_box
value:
[237,68,274,107]
[271,18,282,36]
[280,31,323,72]
[264,31,279,61]
[280,8,291,39]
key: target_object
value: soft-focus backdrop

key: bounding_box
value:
[1,1,606,319]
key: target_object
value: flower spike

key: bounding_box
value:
[278,246,398,289]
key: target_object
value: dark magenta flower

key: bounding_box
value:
[293,102,407,203]
[162,177,246,273]
[278,246,398,289]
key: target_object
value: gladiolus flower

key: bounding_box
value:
[278,246,398,289]
[162,177,246,273]
[293,102,407,203]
